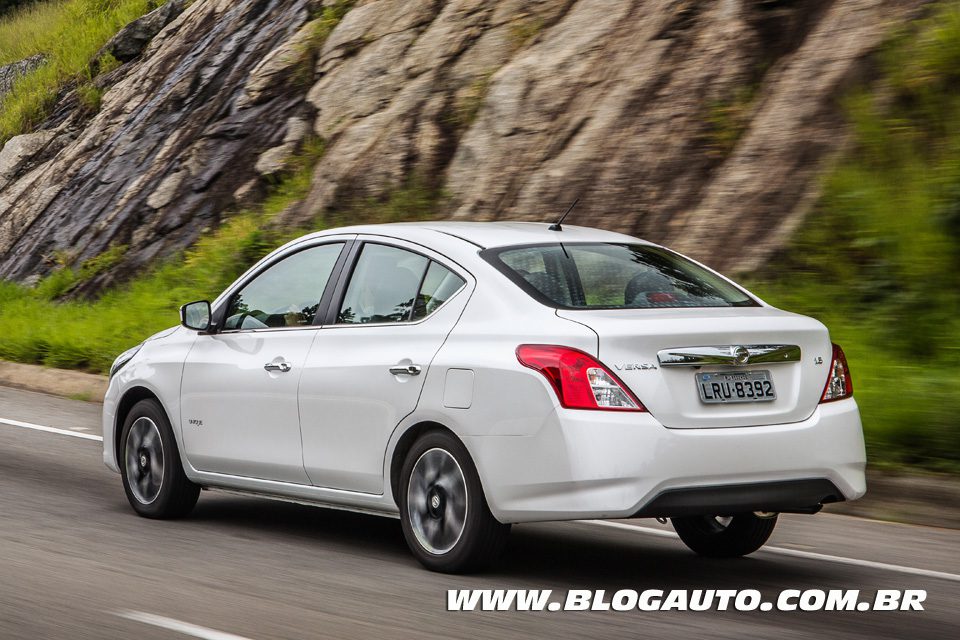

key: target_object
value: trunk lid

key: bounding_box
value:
[558,306,832,428]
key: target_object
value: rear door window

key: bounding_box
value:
[486,243,756,309]
[337,244,466,324]
[412,262,466,321]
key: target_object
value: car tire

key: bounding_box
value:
[399,430,510,573]
[120,398,200,519]
[671,513,777,558]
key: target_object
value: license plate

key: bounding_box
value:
[696,370,776,404]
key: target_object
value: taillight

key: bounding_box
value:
[820,343,853,403]
[516,345,645,412]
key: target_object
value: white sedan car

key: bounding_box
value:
[103,222,865,572]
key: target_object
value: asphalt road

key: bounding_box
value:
[1,386,958,639]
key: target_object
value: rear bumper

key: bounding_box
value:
[632,478,843,518]
[465,398,866,523]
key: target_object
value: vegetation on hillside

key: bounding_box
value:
[0,1,958,472]
[0,0,37,17]
[0,0,155,143]
[0,137,326,372]
[0,137,444,372]
[754,3,960,471]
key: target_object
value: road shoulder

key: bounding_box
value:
[0,360,958,529]
[0,359,107,403]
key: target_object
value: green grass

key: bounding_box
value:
[752,3,960,472]
[308,0,353,45]
[448,71,493,130]
[0,214,282,372]
[508,13,545,50]
[0,0,155,143]
[289,0,355,87]
[75,80,103,113]
[703,84,758,159]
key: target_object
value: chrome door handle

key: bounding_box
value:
[264,362,292,373]
[389,365,422,376]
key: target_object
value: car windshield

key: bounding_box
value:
[484,243,757,309]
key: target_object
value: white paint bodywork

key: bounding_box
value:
[181,328,315,484]
[298,237,474,494]
[103,222,867,523]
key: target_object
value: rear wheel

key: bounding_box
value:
[120,398,200,519]
[399,431,510,573]
[671,513,777,557]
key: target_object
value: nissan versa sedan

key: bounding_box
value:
[103,222,865,572]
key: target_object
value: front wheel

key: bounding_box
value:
[120,398,200,519]
[399,431,510,573]
[671,513,777,558]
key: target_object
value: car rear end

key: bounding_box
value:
[467,237,865,523]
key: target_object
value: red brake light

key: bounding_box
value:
[647,292,676,304]
[820,343,853,403]
[516,344,646,412]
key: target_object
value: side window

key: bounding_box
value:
[338,244,429,324]
[223,243,344,330]
[412,262,466,321]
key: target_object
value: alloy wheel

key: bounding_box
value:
[406,448,468,554]
[124,417,165,505]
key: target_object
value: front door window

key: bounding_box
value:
[224,243,344,330]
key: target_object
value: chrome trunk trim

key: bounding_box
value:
[657,345,801,367]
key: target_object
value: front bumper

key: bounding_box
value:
[465,398,866,523]
[102,376,120,473]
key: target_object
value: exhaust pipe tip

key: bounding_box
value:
[753,511,779,519]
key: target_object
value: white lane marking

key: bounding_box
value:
[582,519,677,538]
[117,611,254,640]
[0,416,102,441]
[582,519,960,584]
[756,546,960,583]
[6,414,959,585]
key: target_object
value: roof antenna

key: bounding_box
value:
[548,198,579,232]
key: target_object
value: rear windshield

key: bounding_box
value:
[482,243,757,310]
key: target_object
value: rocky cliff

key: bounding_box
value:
[0,0,930,290]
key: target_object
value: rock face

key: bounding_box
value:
[98,0,185,63]
[0,0,931,290]
[0,0,314,289]
[0,131,56,187]
[0,53,45,99]
[291,0,929,272]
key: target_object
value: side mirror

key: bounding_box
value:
[180,300,212,332]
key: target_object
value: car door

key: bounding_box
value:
[180,239,349,484]
[299,239,471,494]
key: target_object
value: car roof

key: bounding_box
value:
[306,221,646,249]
